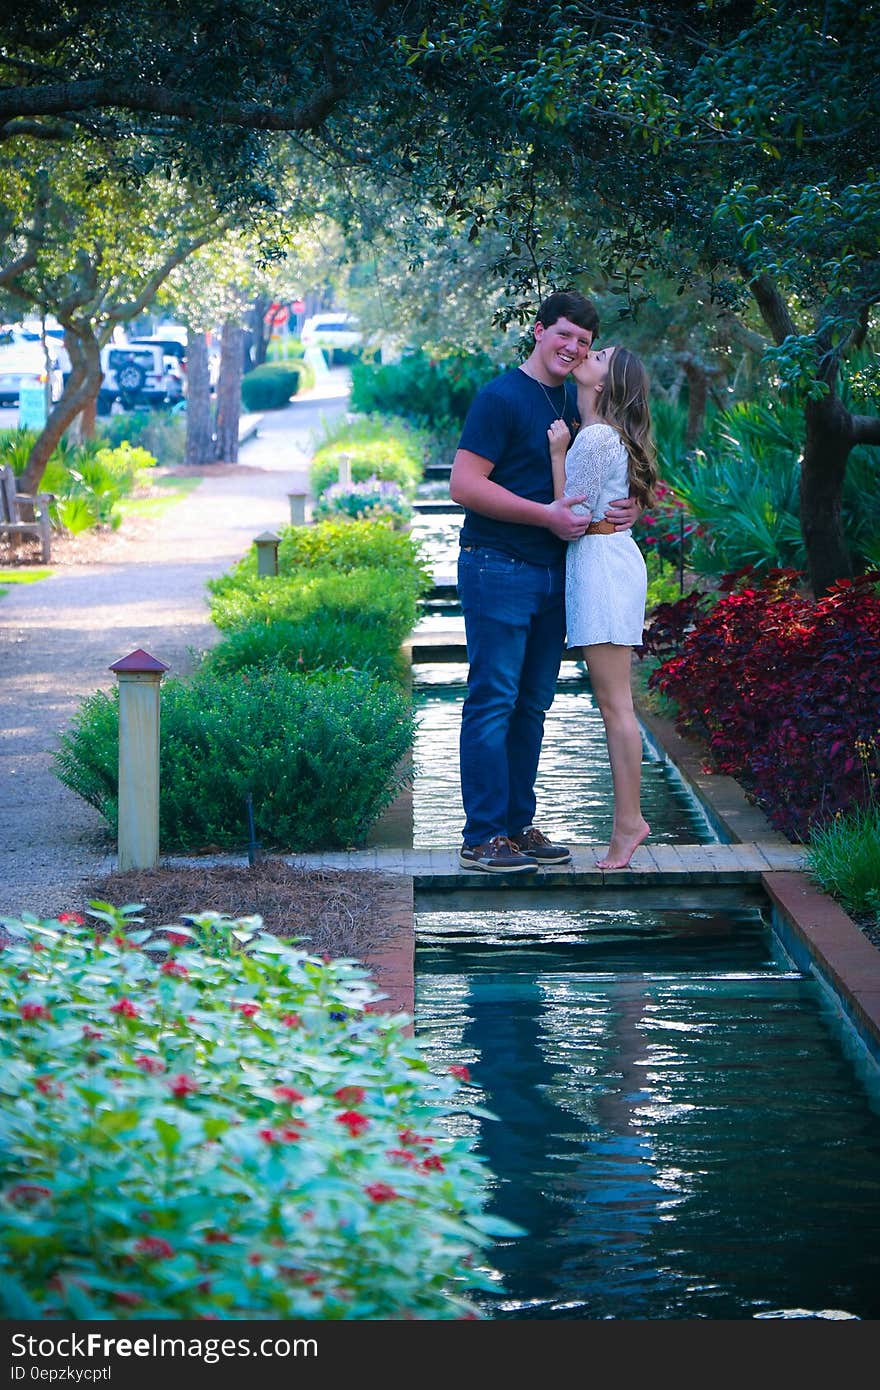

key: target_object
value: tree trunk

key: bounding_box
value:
[252,294,270,367]
[19,330,102,495]
[184,328,214,465]
[80,394,97,439]
[682,360,709,447]
[214,318,243,463]
[800,392,855,597]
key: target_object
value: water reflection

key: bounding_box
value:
[412,668,715,849]
[416,904,880,1319]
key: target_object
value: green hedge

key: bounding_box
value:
[211,518,432,597]
[309,436,423,501]
[207,566,422,650]
[54,666,415,851]
[349,349,497,429]
[199,613,410,685]
[241,361,315,411]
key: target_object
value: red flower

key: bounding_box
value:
[281,1013,302,1028]
[134,1055,165,1074]
[274,1085,305,1102]
[112,1291,143,1308]
[336,1110,369,1137]
[19,1003,50,1021]
[31,941,45,953]
[203,1230,231,1244]
[161,960,189,978]
[364,1183,399,1203]
[281,1124,306,1142]
[82,1025,103,1040]
[134,1236,174,1259]
[6,1183,51,1203]
[237,1002,259,1017]
[398,1128,435,1147]
[386,1148,416,1164]
[448,1065,471,1083]
[169,1073,198,1098]
[420,1154,445,1173]
[56,911,84,925]
[34,1076,64,1097]
[165,931,189,946]
[110,998,139,1018]
[333,1085,365,1106]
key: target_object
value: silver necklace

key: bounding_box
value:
[522,367,567,419]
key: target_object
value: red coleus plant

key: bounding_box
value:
[648,567,880,839]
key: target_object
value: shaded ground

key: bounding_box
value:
[76,859,397,957]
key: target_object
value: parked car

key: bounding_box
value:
[0,328,64,405]
[300,312,362,356]
[127,334,188,368]
[97,342,185,413]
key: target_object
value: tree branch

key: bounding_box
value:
[0,249,37,288]
[0,78,349,132]
[851,414,880,446]
[748,272,799,344]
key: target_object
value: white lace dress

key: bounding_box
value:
[564,422,647,647]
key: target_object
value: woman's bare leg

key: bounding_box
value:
[583,643,650,868]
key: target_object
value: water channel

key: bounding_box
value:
[407,510,880,1320]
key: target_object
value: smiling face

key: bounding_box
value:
[531,316,594,382]
[572,344,616,391]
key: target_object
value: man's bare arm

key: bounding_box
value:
[450,448,591,542]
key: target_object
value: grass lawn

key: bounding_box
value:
[0,566,53,598]
[117,470,202,519]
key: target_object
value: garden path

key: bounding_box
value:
[0,372,351,919]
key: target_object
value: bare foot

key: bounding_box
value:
[596,820,650,870]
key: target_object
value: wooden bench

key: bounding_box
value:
[0,463,53,563]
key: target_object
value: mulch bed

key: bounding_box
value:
[77,859,398,959]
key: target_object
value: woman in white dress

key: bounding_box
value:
[547,345,658,869]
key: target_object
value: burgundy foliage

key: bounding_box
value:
[647,567,880,840]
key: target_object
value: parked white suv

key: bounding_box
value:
[300,312,362,354]
[98,342,185,413]
[0,327,64,405]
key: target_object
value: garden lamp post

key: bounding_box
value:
[110,648,170,871]
[255,530,281,577]
[287,490,308,525]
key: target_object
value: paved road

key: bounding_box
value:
[0,373,350,919]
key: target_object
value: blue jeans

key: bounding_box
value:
[458,545,566,845]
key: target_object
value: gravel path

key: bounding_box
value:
[0,378,350,919]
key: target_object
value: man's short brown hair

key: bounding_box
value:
[536,291,599,338]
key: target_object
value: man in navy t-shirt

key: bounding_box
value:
[450,290,640,872]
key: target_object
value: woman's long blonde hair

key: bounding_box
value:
[596,347,657,508]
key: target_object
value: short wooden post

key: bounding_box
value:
[287,490,308,525]
[110,649,169,872]
[337,453,352,487]
[255,530,281,577]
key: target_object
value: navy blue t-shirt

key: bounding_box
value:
[457,367,578,565]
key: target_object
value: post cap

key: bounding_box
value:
[254,531,281,543]
[109,648,171,674]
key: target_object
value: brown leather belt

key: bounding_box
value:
[585,519,616,534]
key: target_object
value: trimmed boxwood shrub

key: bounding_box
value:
[207,567,422,648]
[199,612,410,686]
[309,436,423,501]
[54,666,415,851]
[210,518,433,604]
[0,909,512,1319]
[240,361,314,411]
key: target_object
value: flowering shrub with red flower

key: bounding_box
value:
[647,567,880,839]
[0,904,512,1319]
